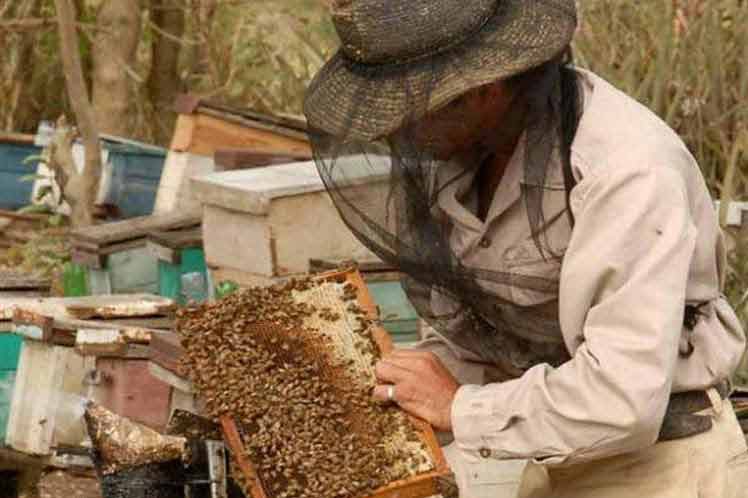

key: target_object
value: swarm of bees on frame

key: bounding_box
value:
[177,277,434,498]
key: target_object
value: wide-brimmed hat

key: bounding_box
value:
[304,0,577,141]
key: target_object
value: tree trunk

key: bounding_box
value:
[91,0,142,137]
[147,0,185,144]
[4,0,42,132]
[54,0,101,227]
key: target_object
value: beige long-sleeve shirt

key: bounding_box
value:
[418,69,746,466]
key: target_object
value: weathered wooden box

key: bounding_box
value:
[69,212,201,296]
[192,161,379,280]
[4,295,176,455]
[154,95,312,215]
[6,340,94,455]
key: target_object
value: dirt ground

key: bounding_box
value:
[38,471,101,498]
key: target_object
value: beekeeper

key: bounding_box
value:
[303,1,748,496]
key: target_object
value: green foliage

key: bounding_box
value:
[575,1,748,203]
[576,1,748,379]
[184,0,337,116]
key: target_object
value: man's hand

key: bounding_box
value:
[373,350,459,431]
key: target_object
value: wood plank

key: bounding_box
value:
[0,294,174,322]
[0,209,47,223]
[16,315,157,344]
[169,389,199,417]
[72,236,147,257]
[308,258,397,274]
[147,240,179,265]
[74,329,127,357]
[12,309,53,342]
[153,151,216,215]
[52,317,155,339]
[169,114,200,152]
[214,149,303,171]
[70,248,105,270]
[147,227,203,251]
[70,211,201,248]
[175,113,312,158]
[61,295,175,320]
[220,416,269,498]
[149,361,193,393]
[199,107,309,143]
[0,132,35,145]
[0,271,50,291]
[173,95,307,134]
[148,331,185,374]
[105,316,173,330]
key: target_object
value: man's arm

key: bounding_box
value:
[377,161,696,464]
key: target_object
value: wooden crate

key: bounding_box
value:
[69,212,201,295]
[6,341,94,455]
[170,95,312,159]
[153,151,216,215]
[155,96,312,215]
[192,161,379,279]
[89,355,172,431]
[4,294,176,453]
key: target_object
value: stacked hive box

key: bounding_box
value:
[191,161,381,287]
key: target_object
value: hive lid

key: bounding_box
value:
[191,157,390,215]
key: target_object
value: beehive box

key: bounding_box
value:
[191,161,380,279]
[178,269,449,498]
[146,227,209,304]
[6,340,94,455]
[69,212,200,296]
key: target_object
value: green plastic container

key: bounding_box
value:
[0,335,22,442]
[0,335,22,371]
[367,281,419,345]
[62,262,90,297]
[0,369,17,443]
[158,247,208,304]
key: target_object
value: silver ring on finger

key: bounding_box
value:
[387,385,396,403]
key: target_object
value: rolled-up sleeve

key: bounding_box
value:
[451,162,698,465]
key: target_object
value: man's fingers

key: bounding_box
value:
[386,350,436,361]
[375,359,414,383]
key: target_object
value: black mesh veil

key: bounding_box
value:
[307,49,583,376]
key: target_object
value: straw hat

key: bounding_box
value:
[304,0,577,140]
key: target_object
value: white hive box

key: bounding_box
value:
[191,160,383,281]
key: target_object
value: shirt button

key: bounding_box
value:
[479,237,492,249]
[479,447,491,458]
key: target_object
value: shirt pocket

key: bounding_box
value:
[464,458,527,487]
[505,238,565,306]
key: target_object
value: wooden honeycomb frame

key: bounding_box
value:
[219,268,450,498]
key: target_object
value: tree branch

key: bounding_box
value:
[0,17,55,31]
[53,0,101,227]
